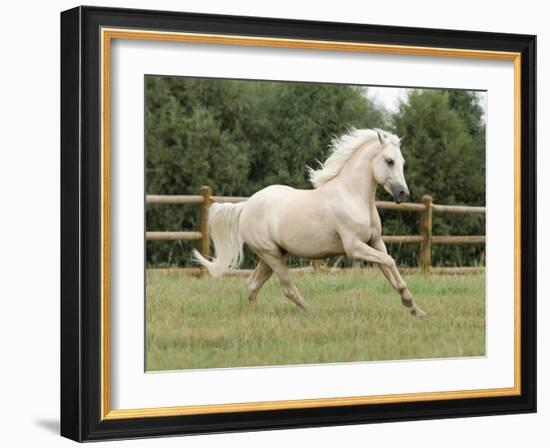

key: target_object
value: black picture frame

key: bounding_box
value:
[61,5,536,442]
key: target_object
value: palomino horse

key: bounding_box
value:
[193,128,426,317]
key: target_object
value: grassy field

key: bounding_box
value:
[146,269,485,371]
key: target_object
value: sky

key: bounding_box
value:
[365,86,409,113]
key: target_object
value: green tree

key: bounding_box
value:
[387,89,485,266]
[145,78,486,268]
[245,83,386,191]
[145,77,386,267]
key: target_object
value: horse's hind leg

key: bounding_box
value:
[246,259,273,305]
[260,252,308,310]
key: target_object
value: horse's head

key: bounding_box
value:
[372,130,409,204]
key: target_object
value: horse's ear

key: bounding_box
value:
[376,130,385,145]
[398,135,405,144]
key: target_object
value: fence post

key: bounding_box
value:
[199,186,213,262]
[312,259,323,272]
[419,195,433,271]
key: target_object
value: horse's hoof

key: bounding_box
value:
[410,307,426,318]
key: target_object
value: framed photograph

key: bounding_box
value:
[60,6,536,442]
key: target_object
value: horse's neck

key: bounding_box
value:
[336,143,378,204]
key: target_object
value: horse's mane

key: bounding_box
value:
[307,128,399,188]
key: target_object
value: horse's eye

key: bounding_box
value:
[386,159,394,166]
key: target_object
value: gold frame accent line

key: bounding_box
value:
[105,387,517,420]
[100,27,522,421]
[514,54,522,390]
[100,29,112,421]
[102,28,520,60]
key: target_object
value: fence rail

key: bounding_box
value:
[146,186,486,271]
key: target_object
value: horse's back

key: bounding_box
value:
[240,184,345,258]
[240,185,303,230]
[247,184,299,206]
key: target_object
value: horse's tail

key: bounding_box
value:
[192,201,246,278]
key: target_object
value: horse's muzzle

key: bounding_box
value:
[391,183,410,204]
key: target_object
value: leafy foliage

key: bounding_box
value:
[390,89,485,266]
[145,76,485,268]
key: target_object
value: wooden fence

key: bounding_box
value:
[146,185,486,271]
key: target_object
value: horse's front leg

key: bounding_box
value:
[369,238,425,317]
[345,238,426,317]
